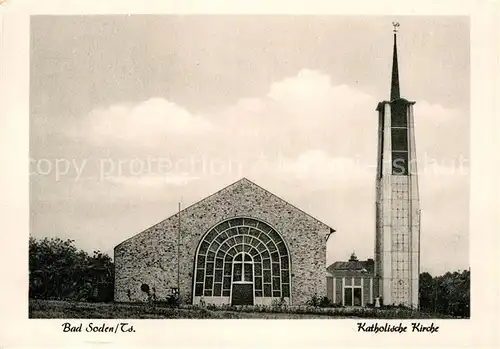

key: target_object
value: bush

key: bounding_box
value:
[165,295,180,307]
[306,294,334,308]
[206,303,218,311]
[271,297,288,311]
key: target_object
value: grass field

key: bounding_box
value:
[29,299,455,319]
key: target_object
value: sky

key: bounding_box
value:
[29,15,470,276]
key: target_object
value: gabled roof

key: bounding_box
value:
[116,177,335,248]
[235,178,335,232]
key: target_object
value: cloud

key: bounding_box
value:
[63,70,469,186]
[72,98,213,147]
[268,69,374,113]
[267,69,334,106]
[64,69,383,164]
[414,100,469,162]
[213,69,379,162]
[106,174,201,187]
[62,68,469,204]
[250,149,373,188]
[414,100,463,124]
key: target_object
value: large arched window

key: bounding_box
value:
[193,217,291,305]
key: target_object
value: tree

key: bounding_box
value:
[419,269,470,318]
[419,272,434,311]
[29,236,114,302]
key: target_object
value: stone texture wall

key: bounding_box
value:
[326,276,334,301]
[114,178,331,305]
[335,278,342,304]
[363,278,372,305]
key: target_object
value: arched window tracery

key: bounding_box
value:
[193,217,291,303]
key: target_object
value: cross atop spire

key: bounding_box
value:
[392,21,400,33]
[390,22,400,101]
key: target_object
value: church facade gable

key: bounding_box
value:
[114,178,332,306]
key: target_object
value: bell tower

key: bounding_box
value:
[374,23,421,308]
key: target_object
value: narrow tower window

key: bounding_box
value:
[390,101,409,175]
[390,102,408,127]
[391,128,408,151]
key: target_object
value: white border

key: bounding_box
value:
[0,0,499,348]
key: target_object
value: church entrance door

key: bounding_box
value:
[230,253,254,305]
[231,282,254,305]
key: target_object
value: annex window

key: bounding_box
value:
[343,277,363,307]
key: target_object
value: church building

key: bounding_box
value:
[114,178,335,306]
[115,25,421,309]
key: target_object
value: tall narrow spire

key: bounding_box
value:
[390,24,400,100]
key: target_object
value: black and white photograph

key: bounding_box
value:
[26,15,471,320]
[24,15,471,319]
[1,2,499,347]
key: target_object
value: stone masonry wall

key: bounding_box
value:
[114,178,331,305]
